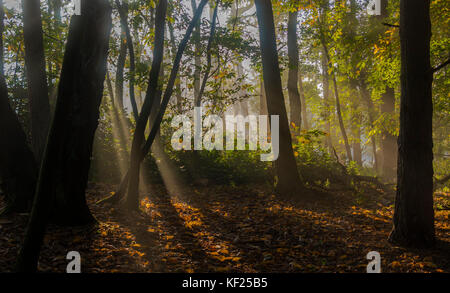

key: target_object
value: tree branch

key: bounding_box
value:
[382,22,399,28]
[432,58,450,73]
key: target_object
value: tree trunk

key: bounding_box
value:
[299,73,309,130]
[381,87,397,180]
[0,0,37,214]
[389,0,435,248]
[287,6,301,129]
[126,0,168,210]
[191,0,201,107]
[320,36,352,161]
[115,17,127,110]
[116,0,138,120]
[359,78,379,171]
[321,51,332,150]
[255,0,304,196]
[22,0,51,164]
[16,0,112,272]
[124,0,210,210]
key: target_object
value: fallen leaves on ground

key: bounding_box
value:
[0,183,448,273]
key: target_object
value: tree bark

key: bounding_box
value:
[389,0,435,248]
[255,0,304,195]
[0,0,37,214]
[22,0,51,164]
[16,0,112,272]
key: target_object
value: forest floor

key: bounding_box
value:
[0,181,449,273]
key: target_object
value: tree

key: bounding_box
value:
[116,0,138,120]
[287,0,302,129]
[22,0,51,163]
[16,0,112,272]
[0,0,37,214]
[125,0,168,210]
[255,0,304,195]
[389,0,435,248]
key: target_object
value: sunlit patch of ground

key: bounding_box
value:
[0,184,448,273]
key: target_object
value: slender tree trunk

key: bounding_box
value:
[22,0,51,164]
[16,0,112,272]
[195,0,219,107]
[321,37,352,161]
[359,78,379,171]
[116,0,138,120]
[115,16,127,110]
[380,87,397,179]
[389,0,435,248]
[255,0,304,195]
[287,6,301,129]
[299,73,309,130]
[0,0,37,214]
[191,0,201,107]
[321,51,332,150]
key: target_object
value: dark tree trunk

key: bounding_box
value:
[0,0,37,214]
[126,0,168,210]
[389,0,435,248]
[125,0,209,210]
[16,0,112,272]
[287,6,302,129]
[381,87,397,180]
[255,0,304,195]
[196,0,219,107]
[22,0,51,164]
[116,0,138,120]
[115,18,127,110]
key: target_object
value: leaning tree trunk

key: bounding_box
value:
[255,0,304,196]
[287,5,302,130]
[16,0,112,273]
[389,0,435,248]
[0,0,37,214]
[22,0,51,164]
